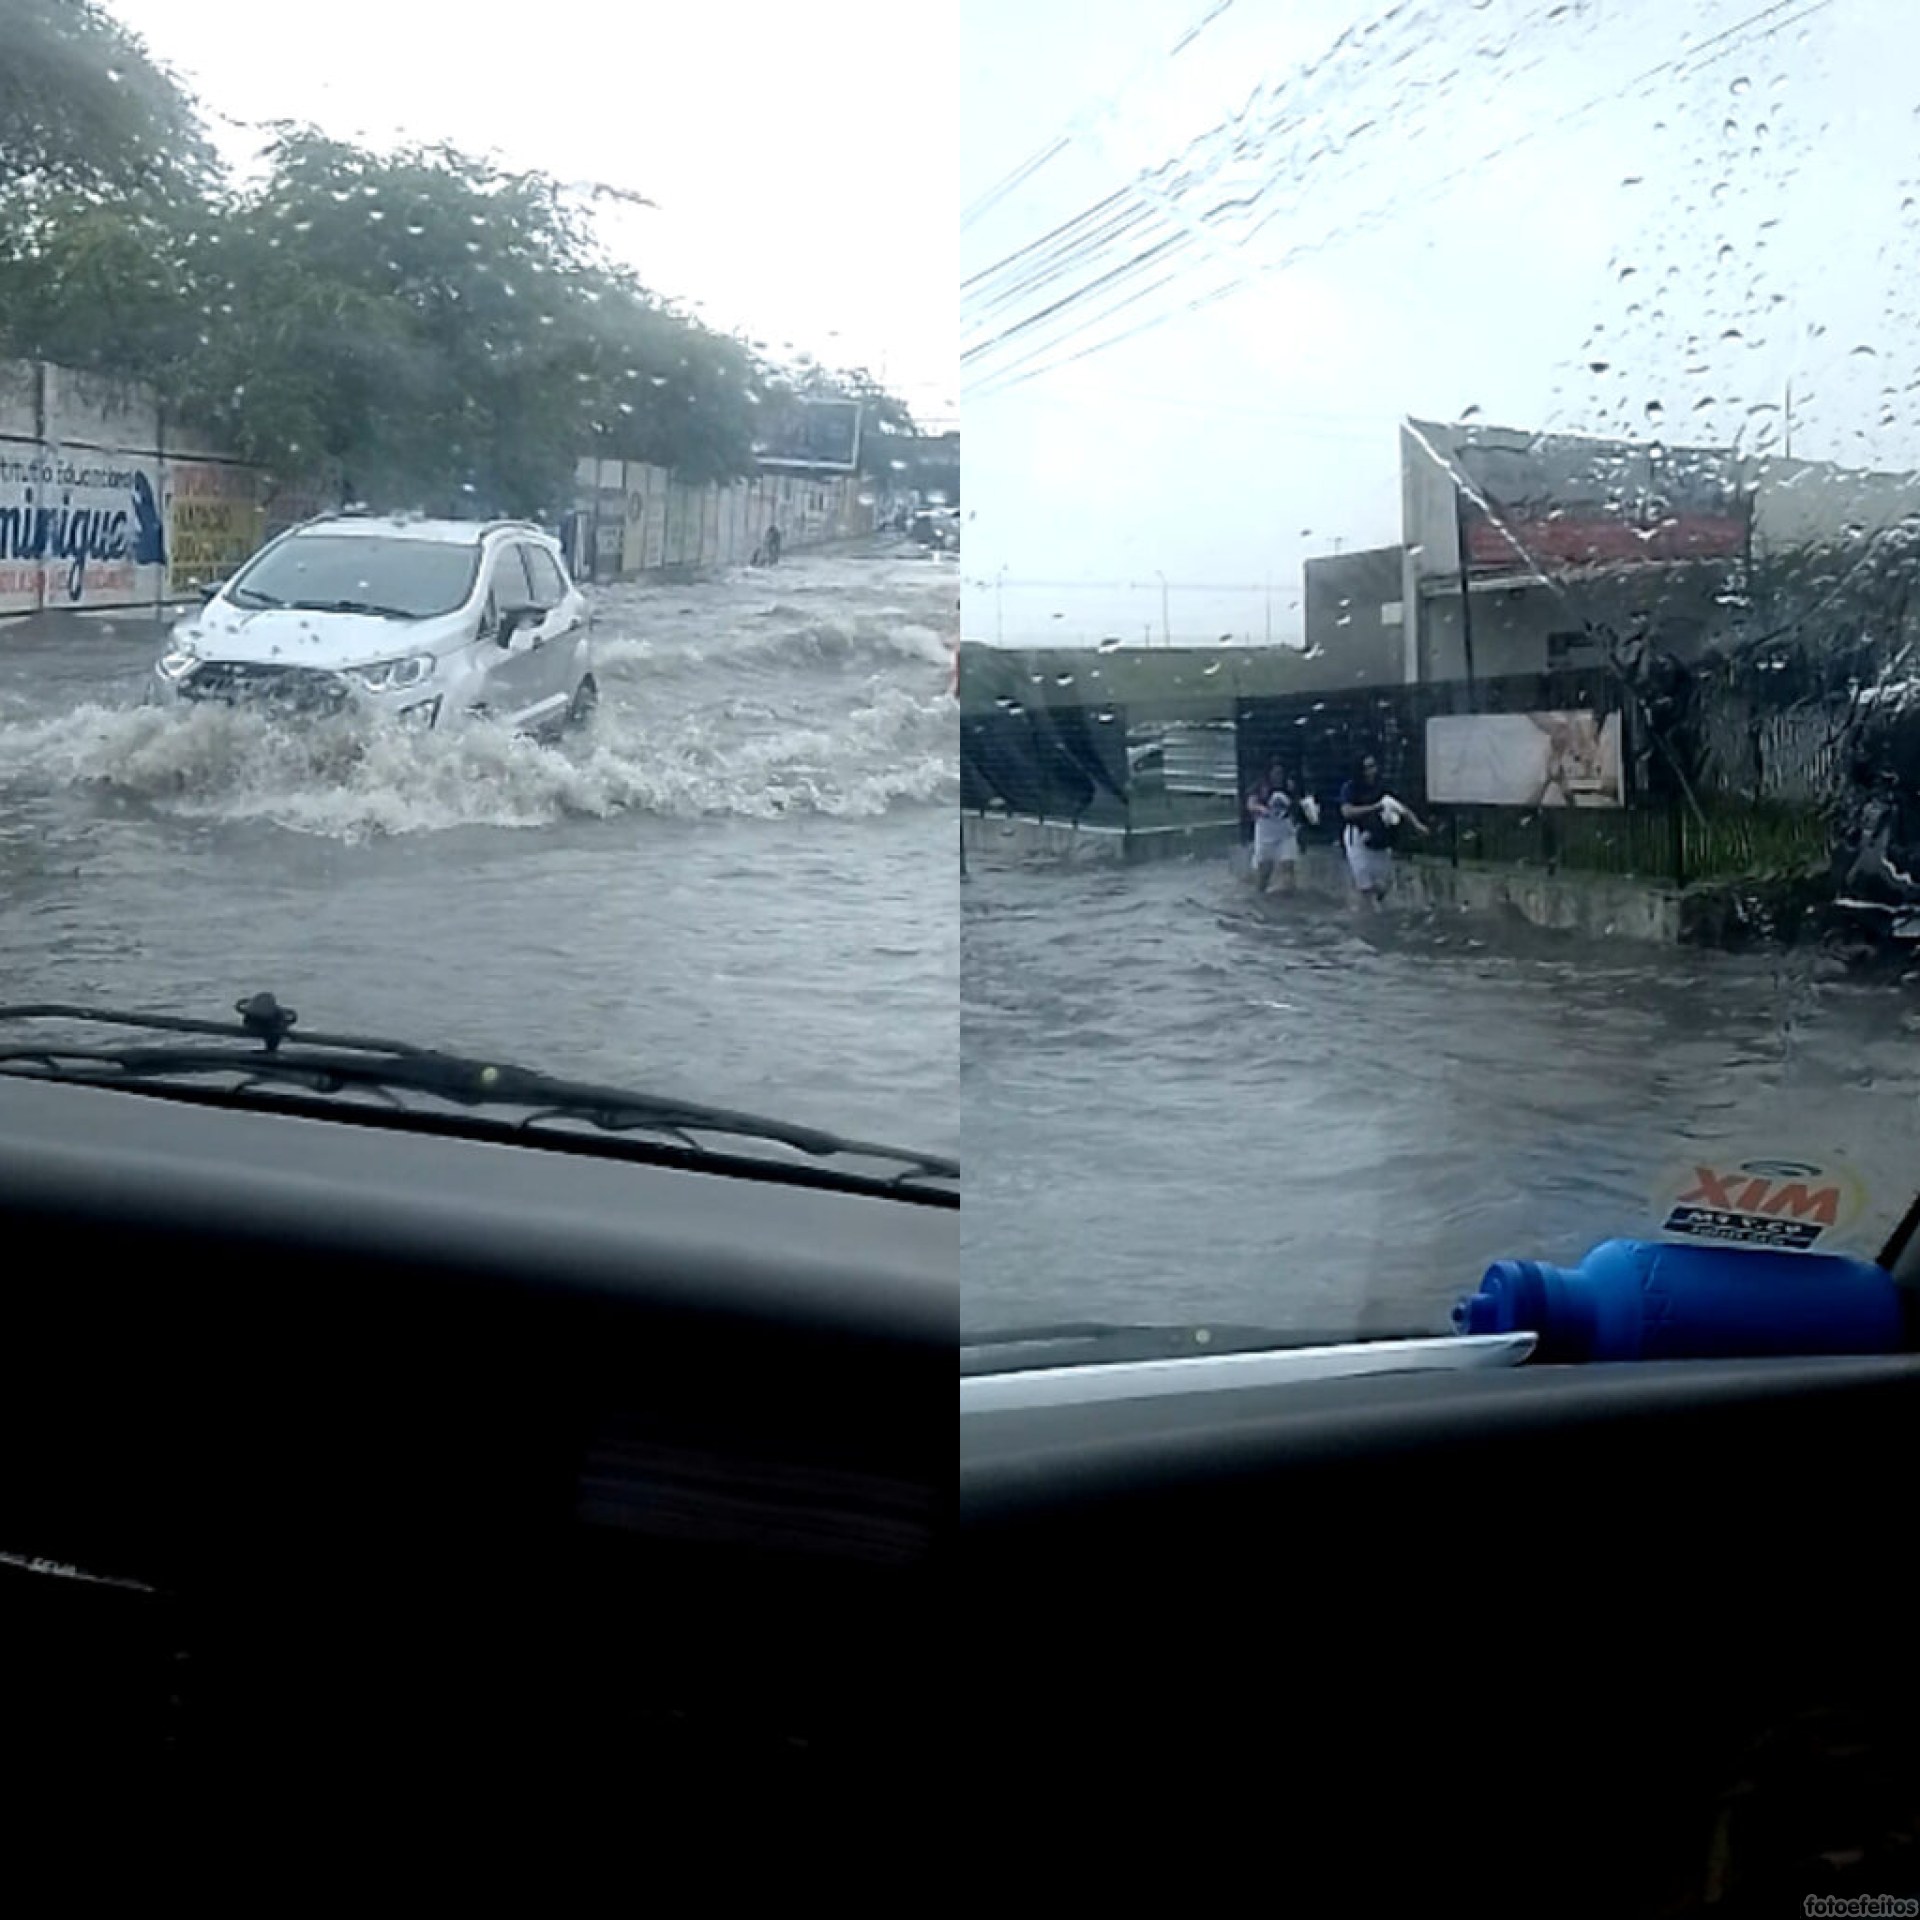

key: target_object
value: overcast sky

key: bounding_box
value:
[112,0,957,432]
[963,0,1920,648]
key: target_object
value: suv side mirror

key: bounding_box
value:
[196,579,223,604]
[496,604,531,645]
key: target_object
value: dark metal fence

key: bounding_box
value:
[1233,662,1847,888]
[962,660,1918,890]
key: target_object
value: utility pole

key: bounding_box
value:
[995,565,1006,646]
[1784,379,1793,459]
[1156,570,1170,648]
[1453,485,1478,697]
[1265,573,1272,647]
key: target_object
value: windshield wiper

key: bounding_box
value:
[0,993,958,1188]
[285,599,419,619]
[226,586,286,609]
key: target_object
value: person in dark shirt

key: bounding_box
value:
[1339,752,1428,905]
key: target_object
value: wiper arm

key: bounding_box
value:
[226,586,286,608]
[0,994,958,1185]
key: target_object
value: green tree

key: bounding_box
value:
[0,0,215,203]
[0,8,894,518]
[164,132,769,513]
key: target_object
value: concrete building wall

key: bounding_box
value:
[1302,544,1405,689]
[1418,562,1731,680]
[1748,454,1920,552]
[1392,416,1920,682]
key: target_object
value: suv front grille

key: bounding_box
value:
[181,662,351,712]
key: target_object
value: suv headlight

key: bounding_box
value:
[157,645,199,681]
[349,654,436,693]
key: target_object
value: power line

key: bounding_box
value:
[967,0,1831,403]
[973,0,1828,398]
[961,0,1431,342]
[960,0,1240,233]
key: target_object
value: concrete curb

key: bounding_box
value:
[961,811,1687,943]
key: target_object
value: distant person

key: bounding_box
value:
[1340,752,1429,905]
[1246,758,1309,894]
[764,523,783,564]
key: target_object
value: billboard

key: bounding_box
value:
[165,459,265,595]
[752,396,862,473]
[1426,710,1625,808]
[0,440,169,613]
[1443,426,1749,575]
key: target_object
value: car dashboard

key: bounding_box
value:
[963,1347,1920,1912]
[0,1073,950,1816]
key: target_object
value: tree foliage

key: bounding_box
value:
[0,0,215,203]
[0,10,923,517]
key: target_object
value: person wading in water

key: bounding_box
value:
[1340,752,1429,907]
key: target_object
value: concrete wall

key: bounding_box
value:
[1303,545,1405,688]
[571,456,875,582]
[1749,454,1920,553]
[2,354,878,619]
[958,641,1368,724]
[1418,561,1730,681]
[963,812,1687,943]
[0,358,270,616]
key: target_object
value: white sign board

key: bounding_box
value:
[1425,710,1624,808]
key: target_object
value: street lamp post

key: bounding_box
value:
[1156,570,1169,648]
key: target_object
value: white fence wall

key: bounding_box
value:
[0,359,302,616]
[2,357,876,618]
[571,456,874,583]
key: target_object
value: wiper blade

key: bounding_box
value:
[226,586,286,609]
[287,598,417,619]
[0,994,958,1186]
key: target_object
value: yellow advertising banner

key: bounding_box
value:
[165,461,264,594]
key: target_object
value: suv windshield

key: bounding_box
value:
[229,534,482,618]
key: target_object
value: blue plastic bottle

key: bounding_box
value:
[1451,1237,1912,1362]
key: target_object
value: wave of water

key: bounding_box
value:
[0,550,959,841]
[0,688,954,839]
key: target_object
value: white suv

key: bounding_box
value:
[153,515,597,736]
